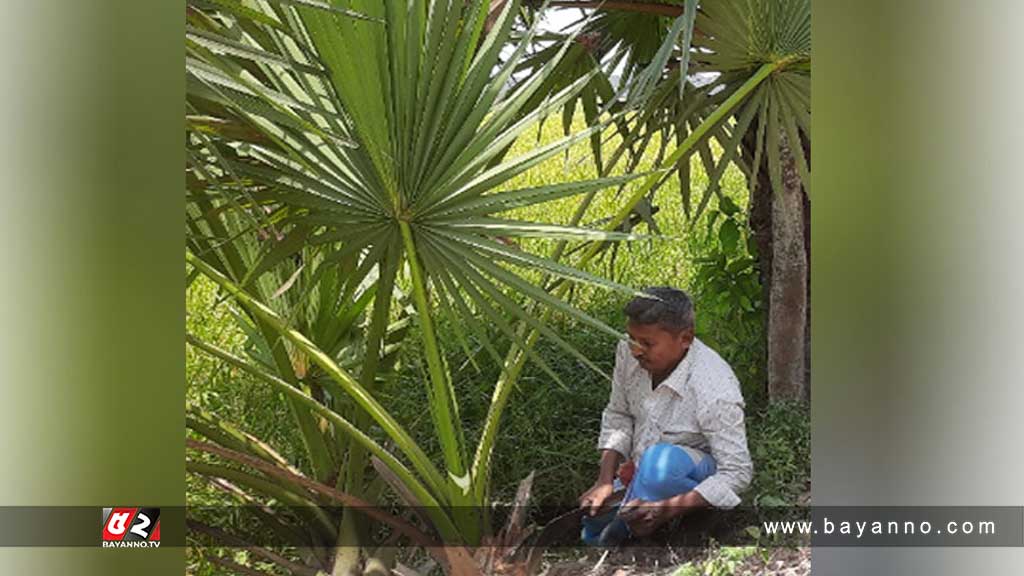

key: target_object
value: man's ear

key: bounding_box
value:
[679,328,695,346]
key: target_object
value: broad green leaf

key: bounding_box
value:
[719,220,741,253]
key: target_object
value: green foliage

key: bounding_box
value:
[689,195,766,404]
[746,401,810,506]
[670,544,756,576]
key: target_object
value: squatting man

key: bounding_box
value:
[577,287,753,545]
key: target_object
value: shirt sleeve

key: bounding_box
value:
[692,398,753,509]
[597,341,634,459]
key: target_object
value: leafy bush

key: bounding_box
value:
[689,195,767,405]
[745,401,810,506]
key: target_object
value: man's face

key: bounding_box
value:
[626,321,693,378]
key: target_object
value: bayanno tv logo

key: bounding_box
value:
[101,507,161,548]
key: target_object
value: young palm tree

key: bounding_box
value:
[185,0,654,573]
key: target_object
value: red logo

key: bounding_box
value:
[101,507,161,548]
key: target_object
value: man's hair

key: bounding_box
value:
[623,286,695,333]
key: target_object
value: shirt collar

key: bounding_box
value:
[658,337,702,396]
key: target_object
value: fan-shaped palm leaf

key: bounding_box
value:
[519,0,810,219]
[185,0,655,559]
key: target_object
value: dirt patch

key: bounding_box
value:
[532,546,810,576]
[734,547,810,576]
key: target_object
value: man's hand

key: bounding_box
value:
[619,490,709,537]
[578,481,615,516]
[618,498,673,537]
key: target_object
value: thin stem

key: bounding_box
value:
[337,242,401,570]
[397,222,468,480]
[398,221,480,544]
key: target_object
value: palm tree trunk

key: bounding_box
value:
[745,130,810,402]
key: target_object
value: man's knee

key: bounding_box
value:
[632,443,715,501]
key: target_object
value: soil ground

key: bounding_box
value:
[535,546,810,576]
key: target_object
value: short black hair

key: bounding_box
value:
[623,286,695,333]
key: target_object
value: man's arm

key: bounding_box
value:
[596,341,634,460]
[690,398,754,509]
[581,342,634,514]
[579,449,623,515]
[596,448,622,486]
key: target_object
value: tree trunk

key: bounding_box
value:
[745,130,810,403]
[766,133,808,401]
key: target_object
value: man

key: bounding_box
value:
[578,286,753,541]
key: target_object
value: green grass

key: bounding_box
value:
[186,276,306,469]
[669,545,758,576]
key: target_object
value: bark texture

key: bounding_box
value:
[766,133,808,401]
[744,129,810,403]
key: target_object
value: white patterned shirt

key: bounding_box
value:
[597,337,754,509]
